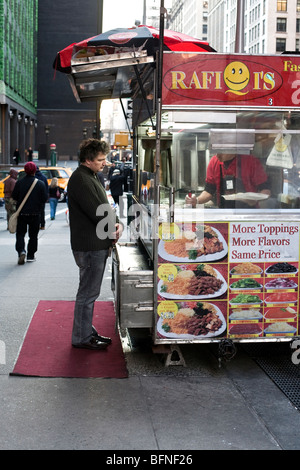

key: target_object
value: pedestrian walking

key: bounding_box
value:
[68,138,123,350]
[97,170,105,188]
[109,168,125,218]
[27,147,33,161]
[4,169,18,229]
[13,148,21,165]
[11,162,48,264]
[48,177,60,220]
[35,166,49,229]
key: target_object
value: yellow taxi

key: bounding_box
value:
[39,166,73,193]
[39,166,73,201]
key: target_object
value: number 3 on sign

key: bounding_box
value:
[268,97,273,106]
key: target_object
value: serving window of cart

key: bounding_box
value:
[137,109,300,211]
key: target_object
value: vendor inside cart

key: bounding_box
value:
[185,152,271,209]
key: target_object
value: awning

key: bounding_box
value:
[53,25,215,103]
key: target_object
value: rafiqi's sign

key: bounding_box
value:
[162,53,300,108]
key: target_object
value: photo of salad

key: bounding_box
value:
[230,278,262,290]
[229,294,262,305]
[264,278,298,290]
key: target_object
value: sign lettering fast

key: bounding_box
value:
[162,53,300,107]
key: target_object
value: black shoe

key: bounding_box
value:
[92,325,112,344]
[18,251,26,265]
[72,336,108,350]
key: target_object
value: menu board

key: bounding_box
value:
[156,221,299,341]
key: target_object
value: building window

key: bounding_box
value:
[296,39,300,51]
[297,0,300,12]
[297,18,300,32]
[276,37,286,51]
[277,18,287,31]
[277,0,287,11]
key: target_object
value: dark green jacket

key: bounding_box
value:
[68,165,119,251]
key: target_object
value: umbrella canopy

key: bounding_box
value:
[52,25,215,106]
[53,25,215,74]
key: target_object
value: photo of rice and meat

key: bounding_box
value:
[157,301,226,339]
[158,264,228,300]
[158,223,228,263]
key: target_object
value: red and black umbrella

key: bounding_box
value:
[53,25,215,74]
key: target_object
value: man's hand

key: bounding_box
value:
[185,194,197,208]
[112,223,123,243]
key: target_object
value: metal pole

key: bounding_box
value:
[153,1,166,343]
[155,0,165,189]
[235,0,245,53]
[143,0,147,24]
[97,1,103,139]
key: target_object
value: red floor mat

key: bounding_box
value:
[11,300,128,378]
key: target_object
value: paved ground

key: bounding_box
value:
[0,163,299,451]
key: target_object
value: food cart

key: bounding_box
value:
[55,29,300,358]
[115,51,300,352]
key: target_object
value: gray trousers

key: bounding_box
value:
[72,249,109,345]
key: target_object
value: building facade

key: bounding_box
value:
[145,0,173,28]
[37,1,103,161]
[208,0,300,54]
[244,0,300,54]
[168,0,209,40]
[0,0,38,165]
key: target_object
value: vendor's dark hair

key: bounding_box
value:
[79,138,110,163]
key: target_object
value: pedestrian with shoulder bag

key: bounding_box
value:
[11,162,48,264]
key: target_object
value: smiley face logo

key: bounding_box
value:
[224,61,250,95]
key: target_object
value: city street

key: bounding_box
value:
[0,180,299,451]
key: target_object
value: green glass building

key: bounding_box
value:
[0,0,38,164]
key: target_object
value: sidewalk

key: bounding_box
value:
[0,201,299,450]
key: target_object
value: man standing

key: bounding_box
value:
[186,153,270,209]
[11,162,48,264]
[68,139,123,351]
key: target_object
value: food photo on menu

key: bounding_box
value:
[156,300,227,339]
[228,323,263,337]
[158,222,228,263]
[227,259,299,338]
[157,263,228,300]
[230,262,263,276]
[264,262,298,275]
[263,321,297,336]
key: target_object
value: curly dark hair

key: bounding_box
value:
[78,138,110,163]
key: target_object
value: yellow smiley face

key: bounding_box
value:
[224,61,250,93]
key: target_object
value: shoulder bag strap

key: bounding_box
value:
[15,178,38,216]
